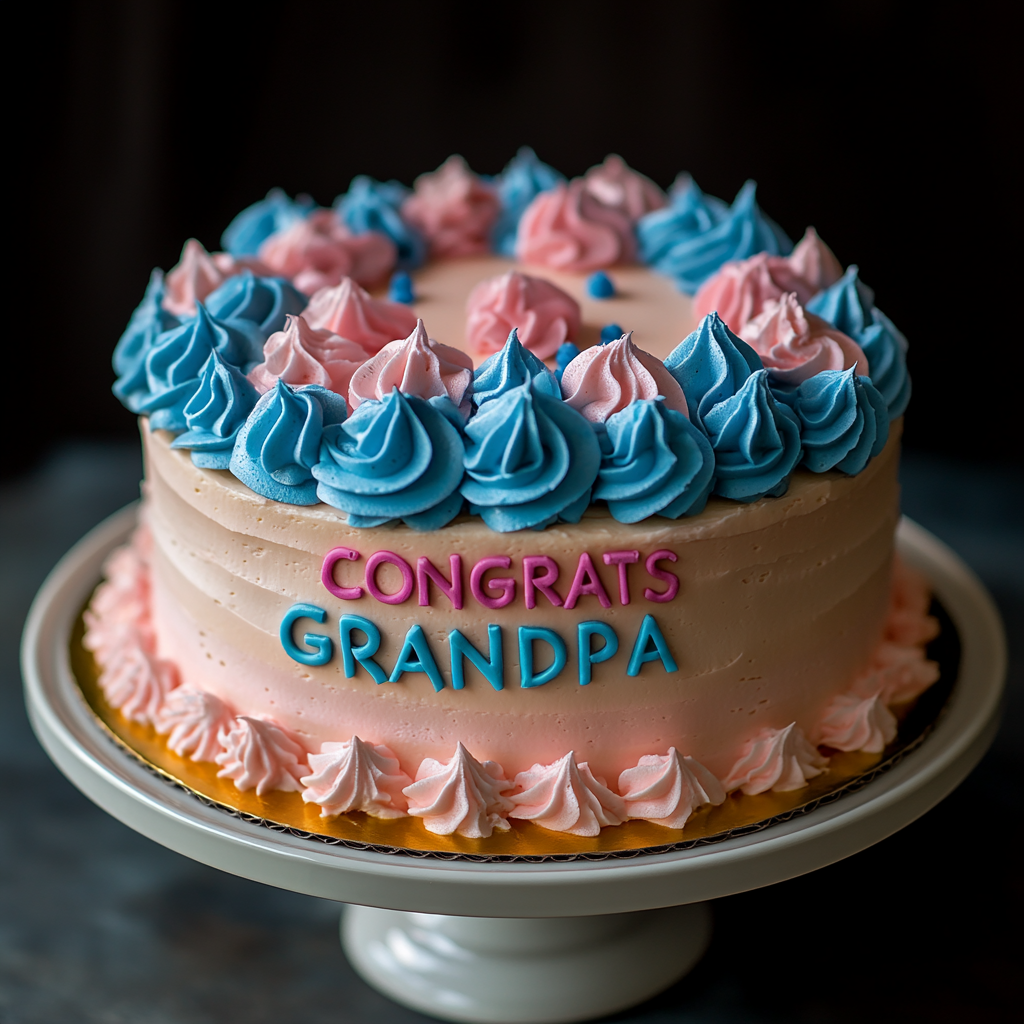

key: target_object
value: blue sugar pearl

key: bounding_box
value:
[388,271,415,304]
[586,271,615,299]
[555,341,581,382]
[600,323,624,345]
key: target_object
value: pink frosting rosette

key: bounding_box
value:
[693,228,844,330]
[247,314,373,398]
[258,210,396,295]
[214,715,309,796]
[348,318,474,415]
[516,180,636,273]
[739,292,868,385]
[465,271,581,359]
[302,277,417,355]
[162,239,270,317]
[560,332,688,422]
[400,155,500,259]
[583,154,667,222]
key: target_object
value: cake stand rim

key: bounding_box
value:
[21,503,1007,917]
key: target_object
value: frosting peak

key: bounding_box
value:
[723,723,828,795]
[301,737,412,818]
[471,328,561,407]
[739,293,868,385]
[403,743,514,838]
[561,332,689,422]
[302,277,417,354]
[509,752,626,837]
[247,314,373,398]
[583,154,667,222]
[348,319,473,415]
[618,748,725,829]
[214,716,309,796]
[154,687,234,762]
[400,156,500,259]
[516,180,636,273]
[334,176,425,269]
[491,147,565,256]
[465,271,581,359]
[163,239,234,318]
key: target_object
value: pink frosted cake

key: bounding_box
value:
[89,151,939,840]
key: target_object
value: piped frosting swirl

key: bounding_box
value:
[582,154,667,222]
[302,277,417,355]
[301,737,412,819]
[472,328,561,408]
[214,716,309,796]
[491,147,565,257]
[154,688,234,762]
[334,176,425,269]
[722,723,828,795]
[221,188,314,256]
[816,693,897,753]
[618,748,725,829]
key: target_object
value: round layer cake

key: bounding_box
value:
[91,151,936,839]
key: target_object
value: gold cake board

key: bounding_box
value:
[69,601,958,862]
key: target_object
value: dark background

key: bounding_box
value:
[20,0,1022,473]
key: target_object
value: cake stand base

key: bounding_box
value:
[342,904,711,1024]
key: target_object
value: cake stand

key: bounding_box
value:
[22,507,1007,1024]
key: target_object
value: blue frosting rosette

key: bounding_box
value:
[472,328,561,408]
[491,147,565,257]
[594,399,715,522]
[112,270,181,408]
[230,382,347,505]
[460,379,601,532]
[203,271,307,353]
[638,180,792,294]
[334,176,425,270]
[221,188,314,256]
[806,266,911,420]
[795,368,889,475]
[134,305,256,431]
[313,388,466,530]
[664,313,764,430]
[170,351,260,469]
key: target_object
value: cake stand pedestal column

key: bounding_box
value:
[342,904,711,1024]
[22,509,1007,1024]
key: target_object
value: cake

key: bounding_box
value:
[87,150,940,841]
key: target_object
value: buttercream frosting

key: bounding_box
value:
[854,642,940,706]
[806,266,911,420]
[400,156,500,259]
[348,320,474,416]
[582,154,667,222]
[247,314,374,398]
[82,533,153,664]
[98,635,178,726]
[221,188,314,256]
[460,379,601,532]
[739,293,868,385]
[170,351,260,469]
[618,748,725,828]
[162,239,236,318]
[723,723,828,795]
[302,277,417,354]
[637,180,792,294]
[560,332,689,422]
[112,270,181,408]
[795,367,889,475]
[203,270,307,349]
[300,737,412,818]
[465,271,581,359]
[214,716,309,795]
[154,687,234,762]
[692,228,843,330]
[594,399,715,522]
[229,382,348,505]
[886,557,940,647]
[508,751,626,837]
[516,180,636,272]
[816,693,896,753]
[403,742,514,838]
[314,388,466,530]
[258,210,396,294]
[491,147,565,257]
[334,176,425,269]
[471,328,561,407]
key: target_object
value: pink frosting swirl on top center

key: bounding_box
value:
[400,155,500,259]
[582,154,667,222]
[465,271,581,359]
[739,293,868,385]
[302,277,417,354]
[348,319,474,415]
[560,332,688,422]
[515,180,636,273]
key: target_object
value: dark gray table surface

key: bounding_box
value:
[2,443,1021,1024]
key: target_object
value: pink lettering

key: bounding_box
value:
[365,550,414,605]
[321,547,363,600]
[644,549,679,603]
[523,556,563,610]
[470,556,516,610]
[417,555,464,610]
[603,550,639,605]
[564,552,612,610]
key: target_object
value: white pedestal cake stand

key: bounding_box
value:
[22,507,1006,1024]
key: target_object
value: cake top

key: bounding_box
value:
[113,150,909,532]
